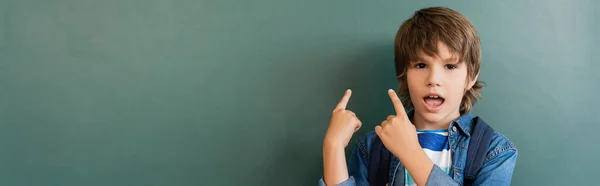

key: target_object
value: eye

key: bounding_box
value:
[414,63,426,69]
[445,64,457,69]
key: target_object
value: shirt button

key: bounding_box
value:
[452,126,457,132]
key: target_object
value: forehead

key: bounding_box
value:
[413,41,460,63]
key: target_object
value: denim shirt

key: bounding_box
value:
[318,112,518,186]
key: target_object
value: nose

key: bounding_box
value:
[427,67,442,87]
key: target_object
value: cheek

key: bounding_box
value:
[447,76,469,103]
[449,68,469,87]
[406,71,424,105]
[406,70,420,89]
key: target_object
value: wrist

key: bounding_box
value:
[323,138,345,150]
[395,141,422,158]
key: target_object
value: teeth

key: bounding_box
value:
[428,96,440,98]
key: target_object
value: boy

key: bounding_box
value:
[319,7,517,186]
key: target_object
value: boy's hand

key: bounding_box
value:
[323,89,362,148]
[375,89,420,157]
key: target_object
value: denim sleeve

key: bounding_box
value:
[318,133,374,186]
[470,146,518,185]
[318,176,356,186]
[425,164,459,186]
[426,134,518,186]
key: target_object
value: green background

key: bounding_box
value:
[1,0,598,185]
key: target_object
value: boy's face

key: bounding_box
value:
[406,41,477,128]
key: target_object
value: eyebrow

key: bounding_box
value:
[412,56,459,63]
[443,57,459,63]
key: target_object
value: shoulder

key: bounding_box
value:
[471,116,518,161]
[486,129,518,162]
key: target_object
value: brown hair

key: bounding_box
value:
[394,7,484,115]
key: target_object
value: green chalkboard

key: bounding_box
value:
[1,0,598,185]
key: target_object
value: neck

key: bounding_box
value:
[412,111,460,130]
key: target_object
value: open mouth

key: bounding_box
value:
[423,94,445,111]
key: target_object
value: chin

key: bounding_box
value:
[413,106,449,123]
[419,111,446,123]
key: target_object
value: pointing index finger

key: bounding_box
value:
[335,89,352,111]
[388,89,406,115]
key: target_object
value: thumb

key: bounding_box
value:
[375,125,382,136]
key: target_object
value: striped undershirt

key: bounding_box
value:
[405,129,451,186]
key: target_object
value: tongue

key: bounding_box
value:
[424,98,443,106]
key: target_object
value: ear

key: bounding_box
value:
[467,72,479,89]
